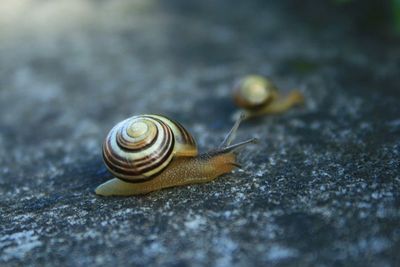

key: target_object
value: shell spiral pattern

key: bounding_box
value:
[102,115,197,183]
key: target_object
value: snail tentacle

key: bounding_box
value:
[219,112,246,148]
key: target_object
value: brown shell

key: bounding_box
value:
[102,114,197,183]
[233,75,278,110]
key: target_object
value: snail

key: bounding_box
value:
[232,75,304,120]
[96,114,256,196]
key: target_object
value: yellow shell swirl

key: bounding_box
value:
[102,115,197,183]
[233,75,278,110]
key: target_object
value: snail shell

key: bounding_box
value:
[233,75,278,110]
[102,114,197,183]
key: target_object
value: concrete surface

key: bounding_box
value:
[0,1,399,266]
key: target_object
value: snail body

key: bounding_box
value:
[233,75,304,119]
[96,114,254,196]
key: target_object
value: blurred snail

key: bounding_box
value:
[233,75,304,120]
[96,114,256,196]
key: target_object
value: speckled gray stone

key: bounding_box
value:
[0,1,399,266]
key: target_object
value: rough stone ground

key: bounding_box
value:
[0,0,399,266]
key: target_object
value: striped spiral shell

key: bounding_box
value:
[233,75,278,110]
[102,115,197,183]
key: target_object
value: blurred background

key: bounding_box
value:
[0,0,399,266]
[1,0,399,123]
